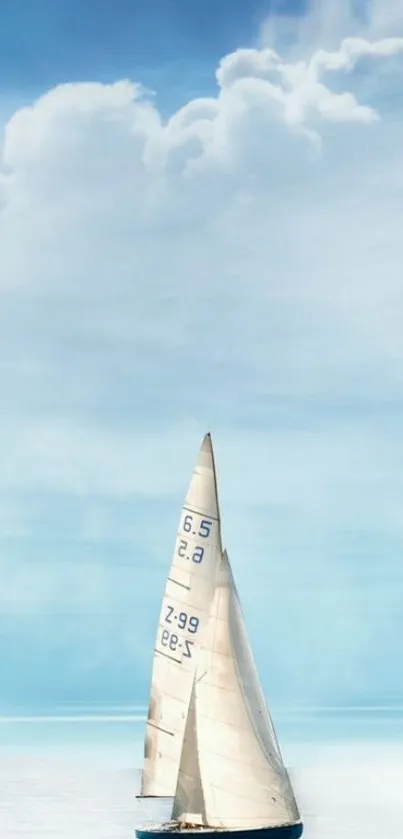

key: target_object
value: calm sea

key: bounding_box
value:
[1,706,402,838]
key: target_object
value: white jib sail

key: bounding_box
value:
[172,551,301,829]
[140,433,223,797]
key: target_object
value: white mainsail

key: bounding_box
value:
[140,433,223,798]
[172,550,300,829]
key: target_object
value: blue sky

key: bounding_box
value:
[0,0,304,115]
[1,0,403,716]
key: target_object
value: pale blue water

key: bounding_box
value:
[1,708,402,838]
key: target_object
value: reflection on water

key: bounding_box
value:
[0,709,402,838]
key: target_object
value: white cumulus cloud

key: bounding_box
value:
[217,35,403,130]
[1,17,403,707]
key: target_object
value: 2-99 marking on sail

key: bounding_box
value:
[165,605,199,633]
[161,629,194,658]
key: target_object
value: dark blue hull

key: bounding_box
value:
[136,823,303,839]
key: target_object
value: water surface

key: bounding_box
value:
[1,708,402,838]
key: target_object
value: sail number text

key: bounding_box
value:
[182,514,212,538]
[177,541,204,563]
[165,605,199,633]
[177,515,213,565]
[160,606,200,659]
[161,629,194,658]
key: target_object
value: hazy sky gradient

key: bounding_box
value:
[1,0,403,714]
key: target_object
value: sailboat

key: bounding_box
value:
[138,433,223,800]
[136,435,303,839]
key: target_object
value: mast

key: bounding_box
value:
[139,433,223,798]
[172,551,301,829]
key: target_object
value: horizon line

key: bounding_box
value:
[2,705,403,722]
